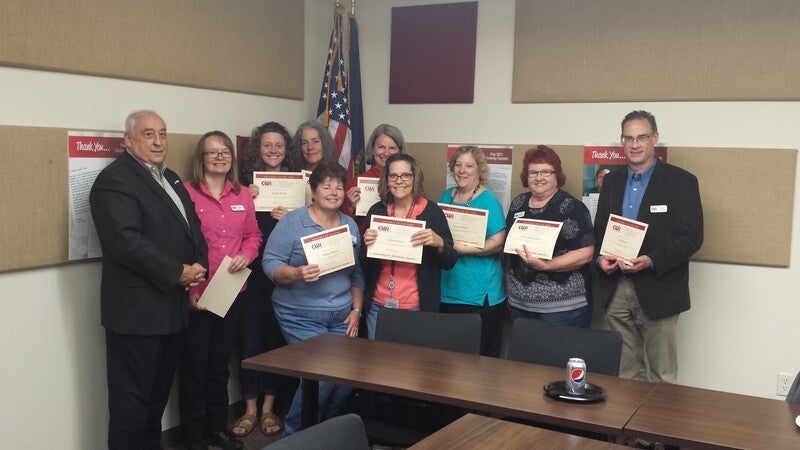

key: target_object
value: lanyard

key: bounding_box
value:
[387,200,416,297]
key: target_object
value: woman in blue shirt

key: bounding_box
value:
[438,146,507,357]
[262,162,364,435]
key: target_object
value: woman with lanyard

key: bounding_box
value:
[438,146,507,357]
[362,153,458,339]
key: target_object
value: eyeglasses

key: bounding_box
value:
[527,169,555,178]
[204,150,232,159]
[621,134,653,144]
[387,172,414,182]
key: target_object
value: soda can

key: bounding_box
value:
[566,357,587,395]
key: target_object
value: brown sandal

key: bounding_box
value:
[231,412,257,438]
[261,411,283,436]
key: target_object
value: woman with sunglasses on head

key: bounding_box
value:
[361,153,458,339]
[505,145,595,328]
[180,131,261,450]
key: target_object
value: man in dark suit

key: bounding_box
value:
[594,110,703,383]
[90,110,208,449]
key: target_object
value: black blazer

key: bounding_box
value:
[90,152,208,335]
[593,160,703,320]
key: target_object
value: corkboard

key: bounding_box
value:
[409,143,797,267]
[0,125,201,273]
[0,0,303,98]
[513,0,800,102]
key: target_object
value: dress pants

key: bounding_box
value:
[106,328,183,450]
[178,296,242,441]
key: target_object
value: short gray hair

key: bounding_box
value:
[125,110,162,135]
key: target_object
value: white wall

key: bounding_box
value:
[339,0,800,398]
[1,1,798,448]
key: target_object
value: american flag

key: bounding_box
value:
[316,8,358,176]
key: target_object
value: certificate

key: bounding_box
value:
[252,172,305,212]
[302,170,313,205]
[437,203,489,248]
[367,215,426,264]
[355,177,381,216]
[300,224,355,276]
[503,218,563,260]
[599,214,649,263]
[197,255,251,318]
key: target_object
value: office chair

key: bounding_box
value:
[352,309,482,447]
[374,308,482,354]
[262,413,368,450]
[787,371,800,403]
[507,317,623,376]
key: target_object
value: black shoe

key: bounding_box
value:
[205,430,243,450]
[186,442,207,450]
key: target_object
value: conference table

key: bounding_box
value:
[242,333,654,437]
[623,382,800,449]
[409,413,625,449]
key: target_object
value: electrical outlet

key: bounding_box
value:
[777,372,793,396]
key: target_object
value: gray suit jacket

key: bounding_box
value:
[90,151,208,335]
[593,160,703,320]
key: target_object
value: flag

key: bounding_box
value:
[316,8,354,175]
[348,14,365,176]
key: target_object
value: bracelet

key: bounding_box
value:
[352,307,362,317]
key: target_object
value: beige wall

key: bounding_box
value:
[0,1,797,448]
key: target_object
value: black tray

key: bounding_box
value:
[543,381,606,403]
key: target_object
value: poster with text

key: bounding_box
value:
[68,131,126,260]
[582,145,667,223]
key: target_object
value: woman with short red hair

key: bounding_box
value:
[504,145,595,328]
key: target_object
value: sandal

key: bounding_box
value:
[261,411,283,436]
[231,412,257,438]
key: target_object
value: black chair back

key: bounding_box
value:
[787,372,800,403]
[375,308,482,355]
[262,413,368,450]
[508,317,623,376]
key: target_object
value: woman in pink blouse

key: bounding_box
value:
[179,131,262,450]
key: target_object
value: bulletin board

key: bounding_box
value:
[513,0,800,102]
[410,143,797,267]
[0,0,304,99]
[0,125,201,273]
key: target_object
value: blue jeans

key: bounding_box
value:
[509,303,591,328]
[366,302,420,339]
[272,303,353,435]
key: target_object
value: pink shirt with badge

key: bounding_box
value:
[184,180,262,297]
[373,198,428,310]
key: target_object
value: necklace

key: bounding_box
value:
[457,184,480,207]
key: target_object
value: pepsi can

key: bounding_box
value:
[566,358,587,395]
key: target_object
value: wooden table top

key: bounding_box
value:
[242,333,655,436]
[409,413,626,449]
[623,382,800,449]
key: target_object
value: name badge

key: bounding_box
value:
[513,211,525,219]
[384,299,399,309]
[650,205,668,213]
[230,204,245,211]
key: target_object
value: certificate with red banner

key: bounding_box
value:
[252,172,305,211]
[355,177,381,216]
[503,218,563,260]
[301,224,355,276]
[599,214,648,263]
[367,215,425,264]
[438,203,488,248]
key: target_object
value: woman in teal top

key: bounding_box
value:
[439,145,507,357]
